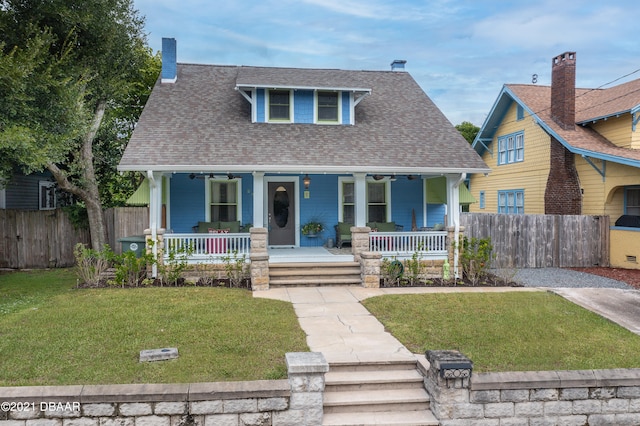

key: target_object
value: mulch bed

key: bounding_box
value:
[380,272,521,288]
[569,267,640,290]
[77,277,252,289]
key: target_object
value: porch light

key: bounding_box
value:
[303,174,311,189]
[372,175,385,181]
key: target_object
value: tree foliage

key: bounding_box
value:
[455,121,480,144]
[0,0,158,248]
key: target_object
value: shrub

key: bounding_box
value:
[459,236,494,286]
[74,243,111,286]
[222,250,249,288]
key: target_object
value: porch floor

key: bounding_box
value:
[268,246,354,263]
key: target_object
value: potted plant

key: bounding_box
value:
[301,220,324,237]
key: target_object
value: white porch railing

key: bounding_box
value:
[369,231,448,259]
[163,233,251,263]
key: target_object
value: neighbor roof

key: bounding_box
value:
[473,81,640,168]
[119,64,489,175]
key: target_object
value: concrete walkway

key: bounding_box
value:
[254,286,541,364]
[552,288,640,335]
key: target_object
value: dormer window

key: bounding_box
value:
[268,89,291,122]
[317,91,339,122]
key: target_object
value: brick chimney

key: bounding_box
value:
[550,52,576,130]
[161,37,177,84]
[545,51,581,215]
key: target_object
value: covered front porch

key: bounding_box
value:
[141,169,471,287]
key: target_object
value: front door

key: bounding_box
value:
[268,181,296,246]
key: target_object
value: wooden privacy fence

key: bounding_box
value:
[460,213,610,268]
[104,207,149,254]
[0,209,90,269]
[0,207,149,269]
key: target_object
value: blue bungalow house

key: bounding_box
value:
[118,38,489,284]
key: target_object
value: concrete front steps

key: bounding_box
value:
[322,360,438,426]
[269,262,362,287]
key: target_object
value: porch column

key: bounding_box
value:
[446,173,465,278]
[253,172,265,227]
[353,173,367,227]
[147,170,164,277]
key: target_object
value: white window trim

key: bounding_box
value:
[338,176,391,222]
[205,177,242,223]
[39,181,56,210]
[267,89,294,123]
[315,90,342,124]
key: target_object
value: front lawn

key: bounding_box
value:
[0,269,308,386]
[363,292,640,372]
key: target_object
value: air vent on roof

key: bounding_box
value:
[391,60,407,72]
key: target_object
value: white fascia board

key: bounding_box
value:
[235,83,371,94]
[118,164,492,175]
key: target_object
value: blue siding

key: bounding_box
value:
[299,175,339,247]
[256,89,265,122]
[426,204,446,227]
[390,179,424,230]
[342,92,350,124]
[170,174,206,232]
[294,90,314,123]
[240,174,253,225]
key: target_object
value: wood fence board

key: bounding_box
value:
[0,207,146,269]
[461,213,609,269]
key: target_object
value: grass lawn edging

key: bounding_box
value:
[424,350,640,425]
[0,352,328,426]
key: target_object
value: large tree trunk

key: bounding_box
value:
[48,100,107,250]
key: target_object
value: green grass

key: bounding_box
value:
[363,292,640,372]
[0,269,308,386]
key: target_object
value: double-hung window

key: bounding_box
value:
[498,190,524,214]
[210,179,240,222]
[317,91,339,122]
[39,181,56,210]
[268,89,291,121]
[626,187,640,215]
[498,131,524,165]
[338,178,390,223]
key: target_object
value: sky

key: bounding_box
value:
[133,0,640,127]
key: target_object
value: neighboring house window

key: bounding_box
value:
[39,181,56,210]
[338,178,390,223]
[497,131,524,165]
[498,190,524,214]
[479,191,485,209]
[209,179,240,222]
[268,89,291,121]
[626,187,640,215]
[317,91,339,122]
[516,104,524,121]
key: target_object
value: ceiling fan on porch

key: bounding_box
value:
[189,173,241,180]
[371,174,418,181]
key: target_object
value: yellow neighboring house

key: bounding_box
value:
[470,52,640,269]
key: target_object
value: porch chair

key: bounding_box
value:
[335,222,353,248]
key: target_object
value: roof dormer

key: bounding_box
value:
[235,67,371,125]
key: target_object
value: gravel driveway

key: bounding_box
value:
[507,267,632,289]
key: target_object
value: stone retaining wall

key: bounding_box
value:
[425,350,640,425]
[0,352,328,426]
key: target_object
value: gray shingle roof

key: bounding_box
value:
[119,64,489,174]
